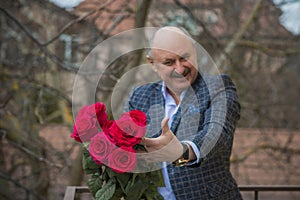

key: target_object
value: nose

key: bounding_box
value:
[174,59,185,74]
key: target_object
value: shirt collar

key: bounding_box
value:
[161,82,187,104]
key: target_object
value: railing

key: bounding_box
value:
[64,185,300,200]
[64,186,90,200]
[238,185,300,200]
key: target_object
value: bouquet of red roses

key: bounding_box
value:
[71,102,164,200]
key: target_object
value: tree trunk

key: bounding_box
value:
[68,148,83,186]
[112,0,153,112]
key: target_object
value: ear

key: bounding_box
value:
[146,55,154,64]
[146,55,158,72]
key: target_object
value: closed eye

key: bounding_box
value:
[180,54,190,62]
[162,59,175,66]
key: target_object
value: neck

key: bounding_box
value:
[167,88,181,105]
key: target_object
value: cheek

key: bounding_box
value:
[189,68,198,79]
[157,69,171,79]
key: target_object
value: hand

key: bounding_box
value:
[139,117,183,162]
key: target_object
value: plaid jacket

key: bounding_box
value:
[126,73,242,200]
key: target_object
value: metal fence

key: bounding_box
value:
[64,185,300,200]
[238,185,300,200]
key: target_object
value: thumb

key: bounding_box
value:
[161,117,170,135]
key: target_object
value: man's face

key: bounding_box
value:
[150,30,198,94]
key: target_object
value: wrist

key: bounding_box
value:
[181,142,189,160]
[172,142,189,167]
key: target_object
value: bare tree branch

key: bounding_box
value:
[103,13,131,36]
[0,7,42,45]
[0,94,12,109]
[42,0,115,46]
[173,0,220,44]
[0,170,45,200]
[7,139,62,169]
[238,39,300,57]
[215,0,263,67]
[1,72,72,104]
[0,7,79,72]
[274,0,300,6]
[231,142,300,163]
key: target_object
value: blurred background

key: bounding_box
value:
[0,0,299,199]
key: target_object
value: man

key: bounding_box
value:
[126,26,242,199]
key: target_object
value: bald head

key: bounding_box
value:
[152,26,192,42]
[148,26,195,58]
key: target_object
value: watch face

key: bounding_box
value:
[172,158,189,167]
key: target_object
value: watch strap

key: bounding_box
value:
[172,142,189,167]
[181,142,189,160]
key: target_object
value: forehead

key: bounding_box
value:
[151,43,195,61]
[151,28,194,59]
[151,48,190,61]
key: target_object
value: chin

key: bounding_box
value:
[171,83,190,93]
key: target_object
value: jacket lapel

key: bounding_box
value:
[170,107,181,133]
[146,82,165,138]
[172,74,204,140]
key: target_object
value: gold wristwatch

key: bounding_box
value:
[172,142,189,167]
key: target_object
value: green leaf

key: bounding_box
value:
[88,174,103,197]
[125,175,149,199]
[84,168,100,175]
[95,178,116,200]
[105,167,118,179]
[116,173,131,193]
[109,187,124,200]
[82,147,101,175]
[102,168,109,182]
[131,173,138,186]
[142,170,165,200]
[143,184,164,200]
[149,170,165,187]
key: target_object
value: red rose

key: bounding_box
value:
[118,110,146,138]
[104,119,145,147]
[77,105,92,118]
[71,117,99,142]
[127,110,147,126]
[89,133,115,165]
[108,147,136,173]
[70,125,81,142]
[93,102,108,126]
[103,110,146,147]
[77,102,108,127]
[103,120,126,146]
[102,120,115,142]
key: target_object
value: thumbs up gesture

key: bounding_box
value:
[141,117,183,163]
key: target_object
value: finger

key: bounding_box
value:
[143,137,158,149]
[141,137,146,148]
[161,117,170,134]
[136,149,148,154]
[144,137,169,154]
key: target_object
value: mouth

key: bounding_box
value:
[171,68,191,78]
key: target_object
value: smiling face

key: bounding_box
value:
[148,27,198,95]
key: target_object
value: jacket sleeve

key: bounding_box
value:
[192,74,241,166]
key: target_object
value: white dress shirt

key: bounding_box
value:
[158,83,200,199]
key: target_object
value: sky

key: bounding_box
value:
[274,0,300,35]
[49,0,83,9]
[49,0,300,35]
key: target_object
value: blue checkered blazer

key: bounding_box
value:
[126,73,242,199]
